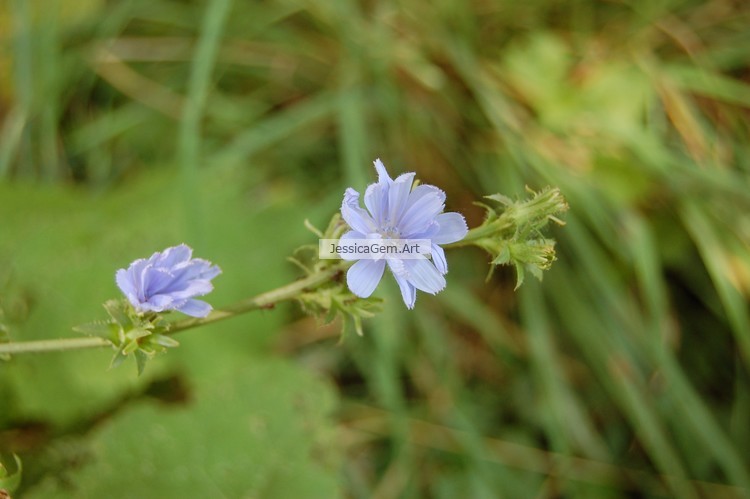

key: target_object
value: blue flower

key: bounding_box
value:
[341,159,468,309]
[116,244,221,318]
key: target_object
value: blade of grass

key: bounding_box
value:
[553,217,699,498]
[210,91,339,168]
[177,0,233,244]
[414,307,511,496]
[343,404,745,497]
[10,0,33,177]
[626,212,750,489]
[680,201,750,366]
[38,1,61,181]
[520,281,610,461]
[338,59,369,189]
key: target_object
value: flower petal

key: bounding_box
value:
[176,299,213,317]
[392,273,417,309]
[142,267,176,297]
[346,258,386,298]
[431,244,447,274]
[408,221,440,240]
[191,259,222,280]
[374,158,392,184]
[339,230,366,261]
[145,294,175,311]
[386,172,416,228]
[167,279,214,300]
[387,257,404,273]
[158,244,193,267]
[169,259,221,289]
[115,269,139,304]
[433,212,468,244]
[398,185,446,236]
[126,259,149,302]
[342,188,377,234]
[364,181,388,226]
[403,257,446,294]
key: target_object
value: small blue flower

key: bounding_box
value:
[116,244,221,318]
[341,159,468,309]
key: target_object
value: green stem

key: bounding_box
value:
[0,261,350,356]
[444,215,513,249]
[166,261,349,334]
[0,336,110,354]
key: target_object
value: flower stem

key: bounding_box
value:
[0,336,111,354]
[166,261,350,334]
[444,216,514,248]
[0,261,350,356]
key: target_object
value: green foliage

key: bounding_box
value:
[24,360,340,499]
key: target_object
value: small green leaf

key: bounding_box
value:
[0,452,22,493]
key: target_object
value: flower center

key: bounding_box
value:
[379,226,401,239]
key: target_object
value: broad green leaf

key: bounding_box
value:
[25,360,341,499]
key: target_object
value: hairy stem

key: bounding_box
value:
[0,261,350,356]
[0,336,111,354]
[167,261,350,334]
[444,216,514,248]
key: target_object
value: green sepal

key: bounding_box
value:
[134,350,149,377]
[125,328,151,342]
[303,219,324,238]
[122,340,139,355]
[151,334,179,348]
[80,298,176,375]
[485,193,514,206]
[103,299,133,328]
[109,349,128,370]
[298,283,382,339]
[493,244,511,265]
[72,320,118,338]
[513,262,525,290]
[469,187,567,289]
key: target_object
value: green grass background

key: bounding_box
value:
[1,0,749,497]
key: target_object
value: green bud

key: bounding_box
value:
[75,298,177,375]
[463,186,567,287]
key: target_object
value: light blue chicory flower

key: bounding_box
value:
[341,159,468,309]
[116,244,221,318]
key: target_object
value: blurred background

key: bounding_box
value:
[1,0,749,497]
